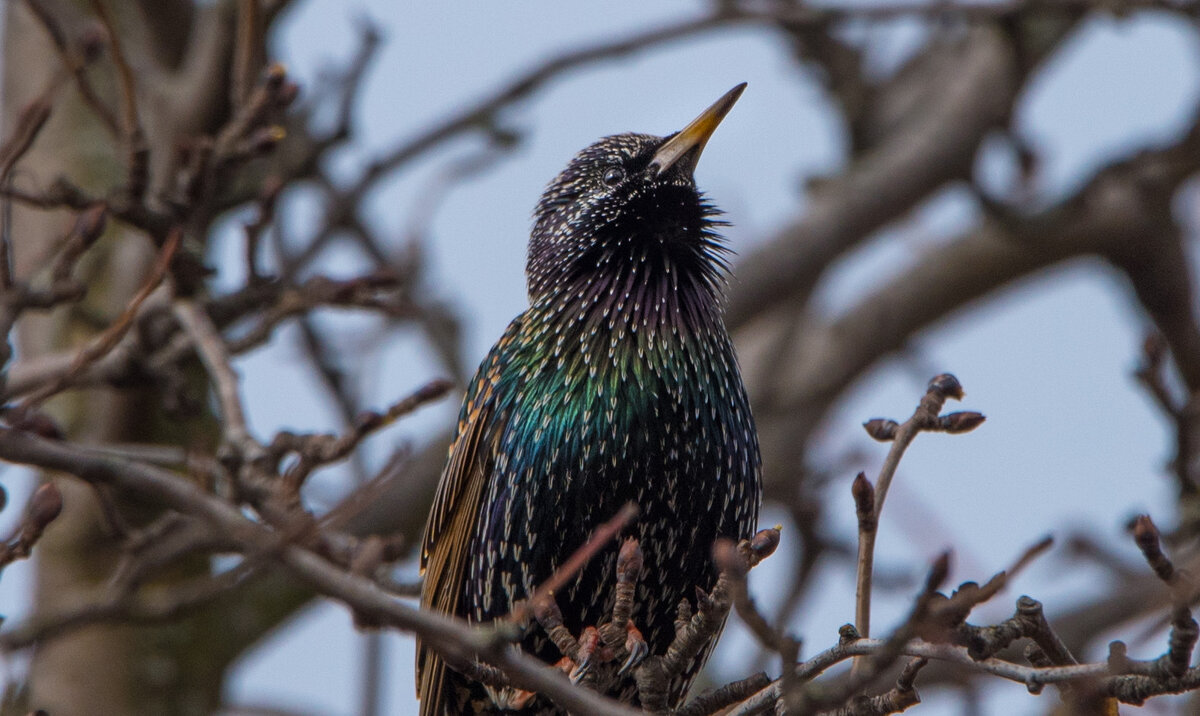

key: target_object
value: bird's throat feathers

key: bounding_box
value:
[527,215,730,351]
[528,196,730,316]
[517,131,737,410]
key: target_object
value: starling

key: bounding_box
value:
[417,84,761,714]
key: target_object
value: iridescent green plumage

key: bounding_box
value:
[418,86,760,715]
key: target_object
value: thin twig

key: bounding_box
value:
[514,503,639,625]
[89,0,148,200]
[0,78,64,293]
[173,298,261,460]
[854,374,974,656]
[231,0,265,108]
[17,227,181,409]
[20,0,120,136]
[785,555,949,714]
[0,482,63,576]
[0,559,257,651]
[273,378,453,493]
[729,631,1200,716]
[0,427,642,716]
[243,177,281,284]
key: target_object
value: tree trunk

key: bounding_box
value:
[2,3,220,713]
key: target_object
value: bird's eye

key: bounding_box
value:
[601,166,625,187]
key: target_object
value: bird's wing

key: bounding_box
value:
[416,317,520,715]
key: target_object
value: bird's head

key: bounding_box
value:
[527,84,746,302]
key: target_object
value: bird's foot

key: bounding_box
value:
[618,621,649,675]
[552,656,574,675]
[599,538,647,674]
[502,687,538,711]
[569,626,603,683]
[529,538,651,686]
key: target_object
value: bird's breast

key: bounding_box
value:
[494,293,755,514]
[468,294,760,629]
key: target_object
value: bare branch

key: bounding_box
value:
[173,297,261,460]
[20,0,120,135]
[15,226,180,410]
[854,375,976,650]
[0,426,641,716]
[88,0,148,201]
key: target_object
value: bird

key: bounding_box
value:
[417,84,761,715]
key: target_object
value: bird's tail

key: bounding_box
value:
[416,637,455,716]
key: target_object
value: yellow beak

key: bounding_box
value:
[650,83,746,177]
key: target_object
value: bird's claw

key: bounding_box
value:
[568,661,590,683]
[619,622,649,675]
[569,626,602,683]
[504,688,538,710]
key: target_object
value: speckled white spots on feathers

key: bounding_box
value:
[438,132,760,714]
